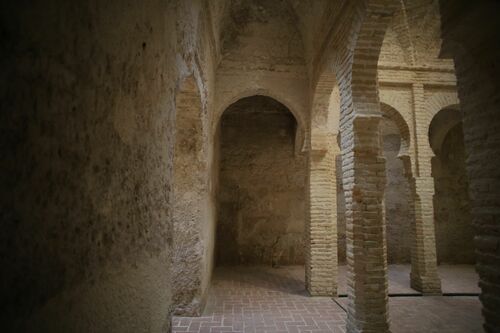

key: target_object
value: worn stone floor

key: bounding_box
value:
[172,265,482,333]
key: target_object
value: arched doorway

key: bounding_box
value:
[216,96,306,268]
[429,108,475,267]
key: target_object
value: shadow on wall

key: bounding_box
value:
[432,122,474,264]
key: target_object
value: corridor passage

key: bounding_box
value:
[172,266,482,333]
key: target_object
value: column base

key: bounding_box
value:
[306,284,337,297]
[410,272,442,295]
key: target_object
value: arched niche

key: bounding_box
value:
[215,89,307,155]
[215,95,307,268]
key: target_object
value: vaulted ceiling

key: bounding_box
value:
[207,0,344,69]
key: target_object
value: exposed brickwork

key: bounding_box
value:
[406,84,442,294]
[307,133,339,296]
[337,1,398,332]
[345,117,389,333]
[307,71,340,296]
[439,1,500,331]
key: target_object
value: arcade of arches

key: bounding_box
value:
[2,1,499,332]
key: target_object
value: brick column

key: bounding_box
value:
[344,116,390,333]
[306,132,338,296]
[409,83,441,294]
[439,3,500,330]
[408,176,442,294]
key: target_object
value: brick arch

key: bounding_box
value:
[425,92,460,119]
[423,93,460,152]
[350,0,399,119]
[336,1,399,333]
[380,102,411,157]
[428,105,461,154]
[310,70,340,151]
[335,0,400,151]
[423,93,461,155]
[311,71,339,132]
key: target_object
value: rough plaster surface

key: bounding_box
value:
[171,76,212,316]
[433,123,474,264]
[217,96,306,266]
[0,1,215,331]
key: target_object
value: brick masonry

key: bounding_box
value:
[439,1,500,331]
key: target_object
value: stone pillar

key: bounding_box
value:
[306,132,338,296]
[344,116,390,333]
[409,83,442,294]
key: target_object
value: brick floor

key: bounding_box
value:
[172,266,483,333]
[336,264,481,295]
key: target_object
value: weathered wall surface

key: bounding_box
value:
[0,0,215,331]
[214,0,309,144]
[171,76,210,316]
[381,118,412,264]
[217,96,306,266]
[433,123,474,264]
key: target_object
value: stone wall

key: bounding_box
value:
[171,76,212,316]
[216,96,306,266]
[433,123,474,264]
[0,1,215,331]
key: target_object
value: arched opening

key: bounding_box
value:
[337,102,415,294]
[429,108,476,287]
[171,76,210,316]
[381,113,412,265]
[215,95,306,287]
